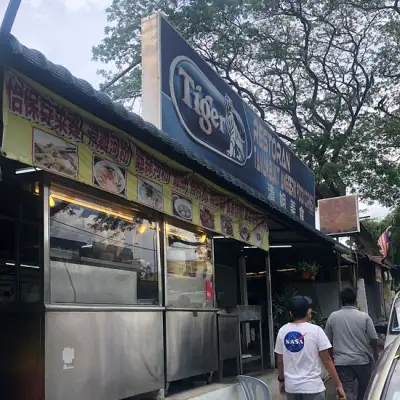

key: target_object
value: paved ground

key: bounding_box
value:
[164,370,338,399]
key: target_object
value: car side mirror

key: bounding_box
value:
[375,323,388,334]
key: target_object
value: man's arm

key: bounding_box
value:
[274,331,285,394]
[325,317,333,358]
[277,353,284,381]
[276,353,285,395]
[325,316,333,343]
[366,316,379,360]
[319,350,345,399]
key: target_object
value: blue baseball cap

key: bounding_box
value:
[289,296,313,315]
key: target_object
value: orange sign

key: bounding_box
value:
[318,195,360,236]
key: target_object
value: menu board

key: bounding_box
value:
[2,70,269,250]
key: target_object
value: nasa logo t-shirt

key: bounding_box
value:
[274,322,332,394]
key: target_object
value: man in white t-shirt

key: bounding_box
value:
[274,296,346,400]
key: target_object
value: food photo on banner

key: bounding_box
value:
[1,69,269,250]
[141,14,316,227]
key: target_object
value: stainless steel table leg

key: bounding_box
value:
[259,319,264,371]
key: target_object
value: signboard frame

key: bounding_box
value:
[141,13,316,228]
[2,68,269,250]
[318,194,361,237]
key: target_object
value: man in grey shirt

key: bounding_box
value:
[325,288,379,400]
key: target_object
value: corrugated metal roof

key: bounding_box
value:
[0,32,348,251]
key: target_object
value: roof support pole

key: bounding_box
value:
[0,0,21,34]
[265,252,275,369]
[337,251,342,292]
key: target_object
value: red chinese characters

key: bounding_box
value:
[226,200,241,219]
[173,175,189,193]
[6,73,83,142]
[87,124,132,167]
[189,179,209,203]
[135,147,170,183]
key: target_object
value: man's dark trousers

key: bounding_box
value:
[336,364,371,400]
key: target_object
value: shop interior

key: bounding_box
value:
[0,158,43,399]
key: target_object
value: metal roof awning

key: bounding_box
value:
[357,252,393,269]
[0,32,350,254]
[341,254,356,265]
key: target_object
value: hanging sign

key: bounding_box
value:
[2,69,269,250]
[141,14,316,227]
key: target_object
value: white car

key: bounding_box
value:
[365,334,400,399]
[385,292,400,348]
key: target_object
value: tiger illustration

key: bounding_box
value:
[224,94,246,163]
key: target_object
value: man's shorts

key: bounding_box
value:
[287,392,325,400]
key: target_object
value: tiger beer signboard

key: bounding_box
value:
[142,14,316,227]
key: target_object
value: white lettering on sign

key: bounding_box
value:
[253,118,291,173]
[170,55,252,166]
[178,67,226,136]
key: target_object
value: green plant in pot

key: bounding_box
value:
[297,261,320,280]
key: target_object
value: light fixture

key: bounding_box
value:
[270,245,292,248]
[81,244,93,249]
[276,268,296,272]
[5,262,39,269]
[34,182,40,195]
[49,195,56,208]
[243,246,257,249]
[15,167,41,175]
[213,236,225,239]
[138,224,147,234]
[50,192,134,222]
[200,234,207,243]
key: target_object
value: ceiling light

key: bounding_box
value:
[15,167,40,174]
[49,195,56,208]
[270,245,292,248]
[243,246,257,249]
[138,224,147,234]
[50,192,134,222]
[34,182,40,195]
[277,268,296,272]
[213,236,225,239]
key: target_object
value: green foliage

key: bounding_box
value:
[296,261,320,275]
[93,0,400,205]
[272,288,326,334]
[310,311,327,329]
[272,288,296,335]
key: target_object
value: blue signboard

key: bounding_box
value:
[159,16,315,227]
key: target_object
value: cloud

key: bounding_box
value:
[26,0,43,8]
[62,0,110,12]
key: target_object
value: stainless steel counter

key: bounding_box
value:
[44,309,164,400]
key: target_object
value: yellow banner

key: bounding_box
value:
[2,70,269,250]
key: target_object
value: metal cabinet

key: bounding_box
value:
[166,309,218,383]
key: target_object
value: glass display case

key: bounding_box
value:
[166,224,214,308]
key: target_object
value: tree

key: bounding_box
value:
[92,0,400,206]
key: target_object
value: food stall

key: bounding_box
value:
[0,12,326,400]
[0,55,269,399]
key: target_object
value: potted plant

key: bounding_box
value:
[297,261,320,280]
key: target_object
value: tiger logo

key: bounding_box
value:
[224,94,246,163]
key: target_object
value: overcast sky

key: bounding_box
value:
[0,0,390,220]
